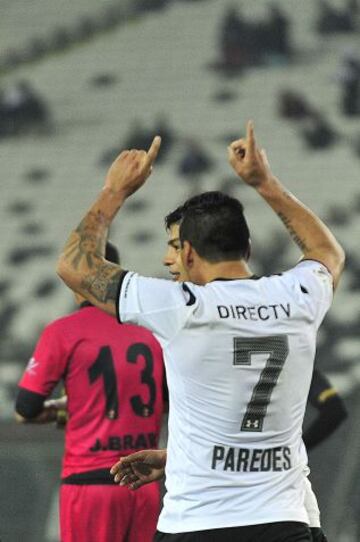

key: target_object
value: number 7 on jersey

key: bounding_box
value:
[233,335,289,432]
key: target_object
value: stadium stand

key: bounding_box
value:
[1,1,359,540]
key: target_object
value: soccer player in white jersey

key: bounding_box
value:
[111,203,330,542]
[57,121,344,542]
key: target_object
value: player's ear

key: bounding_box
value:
[181,241,194,269]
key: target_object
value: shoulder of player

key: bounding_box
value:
[128,274,199,307]
[203,274,284,290]
[119,321,162,344]
[41,306,94,335]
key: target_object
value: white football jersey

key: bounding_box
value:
[304,475,321,528]
[117,260,333,533]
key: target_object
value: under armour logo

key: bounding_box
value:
[245,419,260,429]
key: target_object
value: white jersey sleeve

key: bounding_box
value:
[117,272,196,343]
[282,260,333,327]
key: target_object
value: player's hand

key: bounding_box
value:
[28,399,61,424]
[39,396,68,425]
[228,121,272,188]
[110,449,166,490]
[45,396,68,411]
[103,136,161,199]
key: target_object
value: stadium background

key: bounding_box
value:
[0,0,359,540]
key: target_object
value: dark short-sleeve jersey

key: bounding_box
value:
[18,306,165,478]
[308,369,336,407]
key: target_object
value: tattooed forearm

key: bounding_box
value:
[81,264,123,303]
[277,211,310,252]
[57,188,125,313]
[76,209,110,238]
[64,210,111,271]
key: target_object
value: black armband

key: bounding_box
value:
[15,387,46,419]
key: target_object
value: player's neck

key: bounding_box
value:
[201,260,253,283]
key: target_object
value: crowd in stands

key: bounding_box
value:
[216,3,292,73]
[0,81,51,138]
[0,0,213,74]
[215,0,359,75]
[316,0,359,34]
[1,0,360,361]
[336,49,360,116]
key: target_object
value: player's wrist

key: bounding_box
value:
[157,449,167,466]
[98,186,125,219]
[255,175,285,200]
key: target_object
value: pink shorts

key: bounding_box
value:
[60,482,160,542]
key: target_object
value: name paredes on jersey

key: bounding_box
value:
[217,302,291,321]
[211,445,292,472]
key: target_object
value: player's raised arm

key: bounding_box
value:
[228,121,345,289]
[56,137,161,315]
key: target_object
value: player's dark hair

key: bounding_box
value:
[105,241,120,265]
[178,191,250,263]
[164,206,184,229]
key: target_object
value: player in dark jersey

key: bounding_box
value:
[15,242,166,542]
[304,369,347,451]
[303,368,348,542]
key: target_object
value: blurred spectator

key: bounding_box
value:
[219,5,249,71]
[326,205,349,227]
[354,133,360,158]
[1,48,23,71]
[50,27,73,52]
[316,0,355,33]
[101,5,124,30]
[90,72,117,89]
[266,3,292,59]
[124,119,154,149]
[278,90,312,120]
[26,38,48,62]
[134,0,169,13]
[301,111,337,149]
[76,17,98,41]
[347,0,359,17]
[0,81,51,137]
[154,115,174,161]
[212,88,238,103]
[100,120,154,167]
[217,4,292,72]
[178,139,213,180]
[336,51,360,116]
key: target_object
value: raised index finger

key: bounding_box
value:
[246,120,256,156]
[147,135,161,164]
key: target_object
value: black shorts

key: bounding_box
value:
[154,521,312,542]
[310,527,328,542]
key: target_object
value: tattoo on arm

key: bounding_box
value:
[60,204,124,307]
[63,210,110,271]
[277,211,309,252]
[81,265,123,304]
